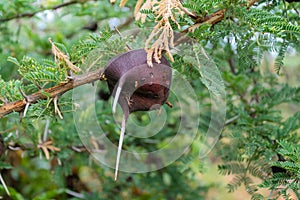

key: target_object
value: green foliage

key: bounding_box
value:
[71,30,132,70]
[259,140,300,199]
[217,68,300,198]
[0,0,300,199]
[0,79,23,103]
[183,0,224,16]
[17,56,65,86]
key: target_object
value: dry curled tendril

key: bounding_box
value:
[111,0,193,67]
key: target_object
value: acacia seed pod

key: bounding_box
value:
[103,49,172,180]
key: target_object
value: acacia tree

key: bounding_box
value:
[0,0,299,199]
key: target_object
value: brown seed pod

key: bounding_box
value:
[103,49,172,180]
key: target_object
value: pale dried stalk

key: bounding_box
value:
[135,0,185,66]
[120,0,128,7]
[134,0,145,17]
[135,0,152,23]
[49,38,81,73]
[114,0,193,66]
[0,69,104,118]
[146,0,183,66]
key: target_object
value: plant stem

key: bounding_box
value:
[0,69,104,118]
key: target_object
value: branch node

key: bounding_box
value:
[100,73,107,81]
[67,76,75,80]
[0,96,9,104]
[225,115,240,125]
[19,87,30,102]
[34,83,43,89]
[67,70,75,80]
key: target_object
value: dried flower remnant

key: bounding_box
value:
[38,140,61,160]
[136,0,187,66]
[135,0,152,23]
[111,0,194,66]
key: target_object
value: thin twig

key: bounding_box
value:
[225,115,240,125]
[0,0,89,23]
[114,16,134,31]
[183,0,260,33]
[292,2,300,16]
[18,88,31,117]
[65,189,85,199]
[0,68,104,118]
[114,27,132,51]
[228,57,236,74]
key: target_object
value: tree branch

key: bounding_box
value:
[184,9,225,32]
[183,0,260,33]
[0,68,104,118]
[0,0,89,23]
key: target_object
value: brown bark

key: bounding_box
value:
[183,0,260,32]
[0,69,104,118]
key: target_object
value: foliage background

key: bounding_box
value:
[0,0,299,199]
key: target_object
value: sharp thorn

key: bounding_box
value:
[54,96,63,119]
[114,115,126,181]
[23,102,30,117]
[113,86,122,114]
[0,173,10,196]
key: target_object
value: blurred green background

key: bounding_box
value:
[0,0,299,199]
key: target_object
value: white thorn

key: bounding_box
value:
[113,86,122,113]
[54,96,63,119]
[43,119,50,142]
[114,115,126,181]
[0,173,10,196]
[23,102,30,117]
